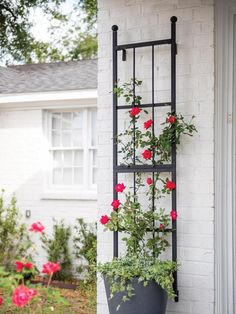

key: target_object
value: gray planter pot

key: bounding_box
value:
[104,278,168,314]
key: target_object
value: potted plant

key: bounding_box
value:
[98,79,197,314]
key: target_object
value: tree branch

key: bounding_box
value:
[0,4,17,21]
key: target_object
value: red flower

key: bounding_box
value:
[29,222,45,233]
[0,297,3,306]
[111,199,121,209]
[142,150,152,160]
[12,285,37,308]
[170,210,178,221]
[129,107,141,117]
[167,115,176,124]
[24,262,34,270]
[42,262,60,275]
[146,177,153,185]
[100,215,109,225]
[159,223,165,230]
[15,261,24,272]
[165,180,176,190]
[144,119,153,129]
[15,261,34,272]
[115,183,126,193]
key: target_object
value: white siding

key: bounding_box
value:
[0,108,98,267]
[97,0,214,313]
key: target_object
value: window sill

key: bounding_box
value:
[41,191,97,201]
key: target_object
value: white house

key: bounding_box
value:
[97,0,235,314]
[0,59,98,265]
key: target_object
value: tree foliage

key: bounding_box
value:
[0,0,97,64]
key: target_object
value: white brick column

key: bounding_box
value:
[97,1,215,313]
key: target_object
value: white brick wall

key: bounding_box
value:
[97,0,214,313]
[0,108,98,267]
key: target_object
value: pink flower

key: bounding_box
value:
[115,183,126,193]
[129,107,141,117]
[100,215,109,225]
[42,262,60,275]
[170,210,178,221]
[167,115,176,124]
[111,199,121,210]
[165,180,176,190]
[0,297,3,306]
[142,150,152,160]
[29,222,45,233]
[146,177,153,185]
[27,289,37,298]
[144,119,153,129]
[12,285,37,308]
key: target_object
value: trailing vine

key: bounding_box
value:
[98,79,197,307]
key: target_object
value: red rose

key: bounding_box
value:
[142,150,152,160]
[27,288,37,298]
[0,297,3,306]
[111,199,121,209]
[29,222,45,233]
[12,285,37,308]
[24,262,33,270]
[15,261,24,272]
[167,115,176,124]
[100,215,109,225]
[170,210,178,221]
[115,183,126,193]
[144,119,153,129]
[129,107,141,117]
[159,223,165,230]
[165,180,176,190]
[15,261,34,272]
[42,262,60,275]
[146,177,153,185]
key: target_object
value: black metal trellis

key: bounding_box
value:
[112,16,178,302]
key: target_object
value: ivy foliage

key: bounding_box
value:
[98,256,178,308]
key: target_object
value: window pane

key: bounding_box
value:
[52,113,61,130]
[72,112,83,129]
[53,151,62,167]
[62,131,72,147]
[91,110,97,146]
[72,130,83,147]
[64,151,73,167]
[93,150,97,167]
[74,151,83,166]
[74,167,83,185]
[53,168,62,184]
[62,113,72,130]
[63,168,73,185]
[93,168,97,185]
[52,131,61,146]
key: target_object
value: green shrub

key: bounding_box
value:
[41,220,73,282]
[0,191,32,271]
[73,218,97,282]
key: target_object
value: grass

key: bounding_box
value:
[0,281,96,314]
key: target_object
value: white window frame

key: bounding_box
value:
[42,106,97,200]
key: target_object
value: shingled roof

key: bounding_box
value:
[0,59,97,94]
